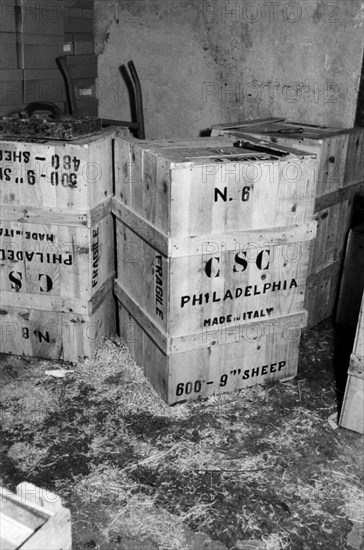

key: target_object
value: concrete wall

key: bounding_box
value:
[95,0,364,139]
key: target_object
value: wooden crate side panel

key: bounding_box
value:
[0,293,116,361]
[61,293,116,362]
[169,157,315,237]
[308,199,351,275]
[0,131,115,211]
[0,214,114,302]
[114,142,171,235]
[344,129,364,186]
[305,261,342,328]
[118,301,169,402]
[116,221,311,337]
[117,300,303,405]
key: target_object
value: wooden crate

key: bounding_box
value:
[113,200,316,338]
[0,128,118,213]
[0,287,115,362]
[0,482,71,549]
[210,119,352,197]
[0,208,114,313]
[114,134,317,237]
[118,296,307,404]
[339,292,364,434]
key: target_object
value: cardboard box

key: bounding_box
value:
[0,69,23,105]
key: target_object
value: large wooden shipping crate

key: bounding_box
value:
[113,135,316,403]
[210,119,364,327]
[0,128,121,361]
[114,135,318,236]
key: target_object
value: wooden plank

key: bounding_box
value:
[114,136,317,237]
[339,369,364,434]
[0,274,114,314]
[112,197,317,258]
[353,292,364,358]
[308,199,352,276]
[0,514,34,548]
[118,300,307,405]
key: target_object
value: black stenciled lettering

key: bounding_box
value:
[214,186,227,202]
[9,271,22,290]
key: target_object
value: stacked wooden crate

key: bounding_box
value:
[0,128,123,362]
[339,291,364,434]
[211,119,364,328]
[112,134,317,404]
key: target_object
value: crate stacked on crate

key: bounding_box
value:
[112,134,317,404]
[339,291,364,434]
[0,127,124,362]
[211,119,364,328]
